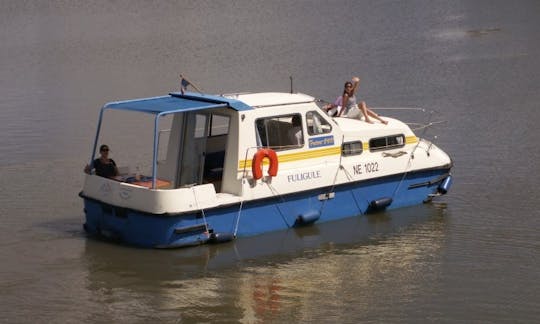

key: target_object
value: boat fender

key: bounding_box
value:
[438,175,453,195]
[369,197,393,211]
[208,232,234,244]
[252,148,278,180]
[293,210,320,227]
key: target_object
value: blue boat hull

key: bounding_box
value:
[81,168,451,248]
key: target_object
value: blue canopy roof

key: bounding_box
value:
[103,92,252,115]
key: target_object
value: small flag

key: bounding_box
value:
[180,76,190,95]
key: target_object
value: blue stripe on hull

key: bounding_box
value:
[82,168,450,248]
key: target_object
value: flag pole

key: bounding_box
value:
[179,74,204,95]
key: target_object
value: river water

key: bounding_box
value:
[1,1,539,323]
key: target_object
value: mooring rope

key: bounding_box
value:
[391,110,440,199]
[319,135,345,214]
[266,181,292,228]
[233,147,259,237]
[233,199,244,237]
[192,187,210,234]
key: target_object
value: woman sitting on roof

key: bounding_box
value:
[337,77,388,124]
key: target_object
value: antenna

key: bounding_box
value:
[290,76,293,94]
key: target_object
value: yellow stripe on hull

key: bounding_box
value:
[406,136,418,144]
[239,146,341,169]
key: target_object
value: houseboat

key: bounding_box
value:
[80,91,452,248]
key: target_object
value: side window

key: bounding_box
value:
[194,113,230,138]
[157,114,173,163]
[194,114,208,138]
[255,114,304,150]
[209,114,229,136]
[369,134,405,151]
[342,141,363,156]
[306,111,332,135]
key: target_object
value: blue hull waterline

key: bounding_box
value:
[81,168,451,248]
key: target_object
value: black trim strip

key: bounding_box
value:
[174,224,207,234]
[408,173,449,189]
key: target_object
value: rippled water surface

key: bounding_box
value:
[1,1,539,323]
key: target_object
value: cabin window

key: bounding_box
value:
[255,114,304,150]
[342,141,363,156]
[157,114,173,163]
[306,111,332,135]
[210,114,230,136]
[194,114,208,138]
[192,112,229,138]
[369,134,405,151]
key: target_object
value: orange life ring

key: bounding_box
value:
[252,148,278,180]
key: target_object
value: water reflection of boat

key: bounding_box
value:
[80,91,452,248]
[83,203,448,322]
[84,203,446,276]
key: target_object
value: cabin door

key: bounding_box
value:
[177,112,209,187]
